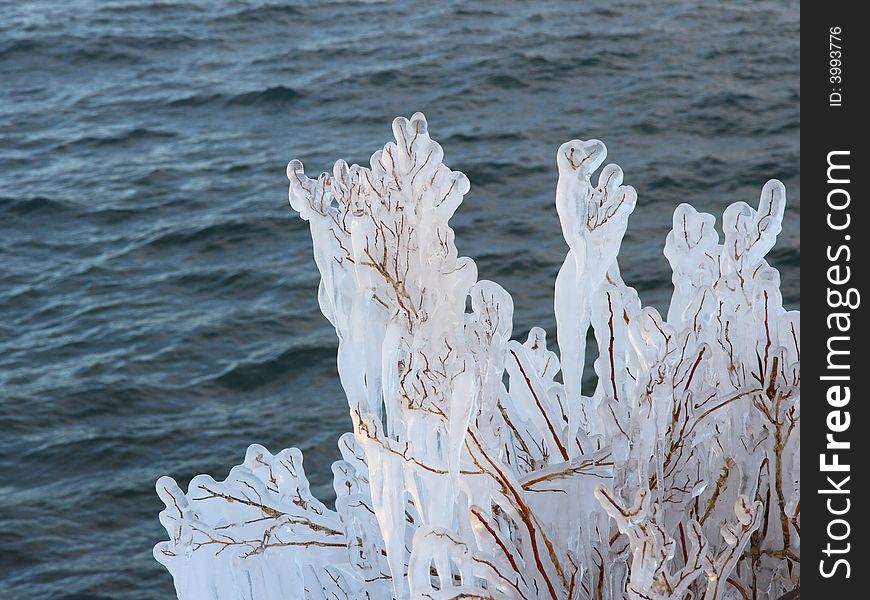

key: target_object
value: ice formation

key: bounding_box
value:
[155,113,800,599]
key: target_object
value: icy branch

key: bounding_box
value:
[156,114,799,599]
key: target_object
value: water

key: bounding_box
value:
[0,1,799,598]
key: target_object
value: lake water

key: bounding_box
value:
[0,1,799,597]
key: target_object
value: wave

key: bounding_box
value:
[0,196,76,217]
[459,161,542,186]
[214,344,336,392]
[0,38,42,59]
[0,34,201,64]
[138,219,281,253]
[228,85,303,106]
[443,131,527,144]
[167,85,302,108]
[484,74,529,89]
[210,4,304,25]
[155,268,276,296]
[56,128,177,151]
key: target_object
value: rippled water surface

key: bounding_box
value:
[1,1,799,597]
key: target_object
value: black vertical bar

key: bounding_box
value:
[802,2,867,597]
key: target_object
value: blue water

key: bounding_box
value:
[0,1,799,598]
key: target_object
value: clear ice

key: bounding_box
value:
[155,114,800,599]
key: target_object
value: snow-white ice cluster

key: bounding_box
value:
[155,114,800,599]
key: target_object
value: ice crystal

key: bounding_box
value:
[156,114,799,599]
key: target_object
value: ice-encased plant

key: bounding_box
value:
[155,114,799,600]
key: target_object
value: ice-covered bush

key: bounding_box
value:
[155,114,799,599]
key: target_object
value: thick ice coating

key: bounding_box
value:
[156,114,799,600]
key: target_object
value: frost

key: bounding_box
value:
[156,114,800,599]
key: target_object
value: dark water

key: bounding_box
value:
[1,1,799,598]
